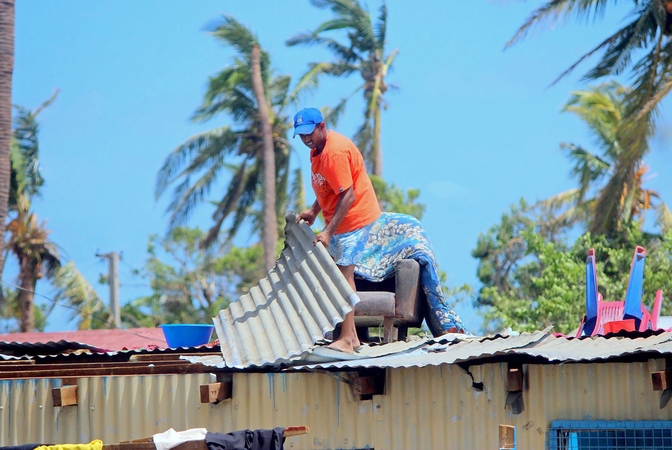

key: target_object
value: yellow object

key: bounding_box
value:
[35,439,104,450]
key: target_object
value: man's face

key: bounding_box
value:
[299,123,326,149]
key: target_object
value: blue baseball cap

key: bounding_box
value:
[293,108,323,137]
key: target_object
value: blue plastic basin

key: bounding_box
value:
[160,324,215,348]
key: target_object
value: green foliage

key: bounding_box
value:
[475,202,672,334]
[124,227,266,327]
[370,175,425,220]
[51,261,110,330]
[0,287,47,333]
[508,1,672,236]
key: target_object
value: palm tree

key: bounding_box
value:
[6,195,60,332]
[7,94,108,332]
[156,16,306,258]
[250,44,277,271]
[0,1,15,281]
[508,0,672,236]
[287,0,398,177]
[539,82,672,233]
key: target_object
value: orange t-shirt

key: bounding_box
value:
[310,131,381,235]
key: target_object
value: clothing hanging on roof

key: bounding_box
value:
[0,445,44,450]
[33,440,103,450]
[354,212,467,335]
[153,428,207,450]
[205,428,284,450]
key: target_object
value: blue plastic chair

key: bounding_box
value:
[623,246,646,328]
[582,249,599,336]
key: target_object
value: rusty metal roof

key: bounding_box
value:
[213,213,359,369]
[0,327,167,353]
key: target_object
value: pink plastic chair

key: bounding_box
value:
[576,247,665,336]
[576,293,663,337]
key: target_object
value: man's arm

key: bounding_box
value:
[298,199,322,225]
[315,187,354,246]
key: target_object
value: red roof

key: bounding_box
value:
[0,328,167,351]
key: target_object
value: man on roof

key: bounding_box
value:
[293,107,380,354]
[293,108,467,353]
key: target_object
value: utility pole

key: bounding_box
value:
[96,251,121,328]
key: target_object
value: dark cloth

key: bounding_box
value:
[0,445,43,450]
[205,428,284,450]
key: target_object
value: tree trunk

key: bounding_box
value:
[250,44,277,272]
[0,1,14,284]
[372,102,383,177]
[18,257,35,332]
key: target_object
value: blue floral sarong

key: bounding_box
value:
[353,212,466,336]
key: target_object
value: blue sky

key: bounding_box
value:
[11,1,672,333]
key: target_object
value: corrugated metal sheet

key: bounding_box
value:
[0,339,104,356]
[287,330,672,370]
[213,213,359,369]
[519,331,672,362]
[0,374,232,445]
[293,330,550,369]
[0,327,168,351]
[2,361,672,449]
[183,337,430,368]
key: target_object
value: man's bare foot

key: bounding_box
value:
[351,330,361,349]
[327,338,355,354]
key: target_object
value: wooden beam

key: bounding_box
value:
[0,363,222,380]
[507,364,523,392]
[499,424,515,449]
[129,353,216,363]
[284,425,309,437]
[652,370,672,391]
[199,381,232,404]
[52,385,78,407]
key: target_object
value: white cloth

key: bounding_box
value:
[152,427,207,450]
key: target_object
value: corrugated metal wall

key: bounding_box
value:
[1,360,671,449]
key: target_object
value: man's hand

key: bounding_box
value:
[314,229,332,247]
[297,208,318,226]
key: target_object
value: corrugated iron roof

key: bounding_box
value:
[213,213,359,369]
[289,330,672,370]
[293,330,550,370]
[0,327,167,353]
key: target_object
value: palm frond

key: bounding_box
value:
[582,3,659,80]
[289,167,305,213]
[286,62,332,106]
[200,162,248,248]
[227,162,263,241]
[535,188,581,212]
[206,15,258,59]
[656,202,672,234]
[155,126,238,199]
[562,82,624,155]
[375,2,387,49]
[52,261,109,330]
[506,0,615,48]
[166,157,228,229]
[322,84,362,128]
[549,16,642,85]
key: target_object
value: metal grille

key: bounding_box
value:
[546,421,672,450]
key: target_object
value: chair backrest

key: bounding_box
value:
[585,251,599,322]
[623,246,646,321]
[595,301,625,335]
[652,290,663,330]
